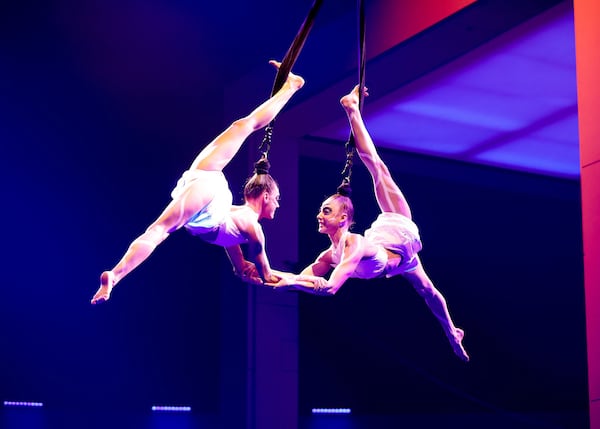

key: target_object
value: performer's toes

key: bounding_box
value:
[451,329,470,362]
[91,271,115,305]
[268,60,304,89]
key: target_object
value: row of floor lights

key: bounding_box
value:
[3,401,193,412]
[3,401,44,407]
[151,405,192,412]
[4,401,350,415]
[311,408,352,414]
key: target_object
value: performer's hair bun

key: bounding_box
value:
[254,157,271,175]
[336,182,352,197]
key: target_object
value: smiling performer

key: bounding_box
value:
[91,61,304,305]
[270,86,469,362]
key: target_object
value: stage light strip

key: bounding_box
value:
[3,401,44,407]
[151,405,191,412]
[311,408,351,414]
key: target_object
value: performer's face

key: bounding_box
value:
[261,185,280,220]
[317,197,347,234]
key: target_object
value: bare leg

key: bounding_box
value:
[92,62,304,304]
[341,86,468,361]
[340,86,412,218]
[91,179,216,304]
[190,61,304,171]
[402,258,469,362]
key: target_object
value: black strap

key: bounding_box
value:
[258,0,325,160]
[339,0,366,193]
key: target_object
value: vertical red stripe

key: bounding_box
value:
[574,0,600,427]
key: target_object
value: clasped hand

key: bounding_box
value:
[236,264,332,295]
[265,273,333,295]
[235,261,263,286]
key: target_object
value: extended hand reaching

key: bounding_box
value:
[264,273,333,295]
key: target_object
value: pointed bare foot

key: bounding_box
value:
[91,271,115,305]
[269,60,305,90]
[340,85,369,110]
[449,328,470,362]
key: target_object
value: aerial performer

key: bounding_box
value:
[269,86,469,362]
[91,61,305,305]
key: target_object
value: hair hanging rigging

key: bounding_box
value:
[337,0,366,197]
[255,0,324,170]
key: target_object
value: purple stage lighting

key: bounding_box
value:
[309,3,579,179]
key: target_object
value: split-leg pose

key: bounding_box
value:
[91,60,304,304]
[341,86,468,361]
[291,86,469,362]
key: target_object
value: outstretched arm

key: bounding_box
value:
[265,269,331,295]
[225,245,263,285]
[264,234,365,295]
[288,234,366,295]
[243,221,279,283]
[319,233,365,294]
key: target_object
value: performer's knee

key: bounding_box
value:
[232,117,256,134]
[413,280,435,299]
[135,226,169,249]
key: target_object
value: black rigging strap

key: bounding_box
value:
[338,0,366,195]
[257,0,325,161]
